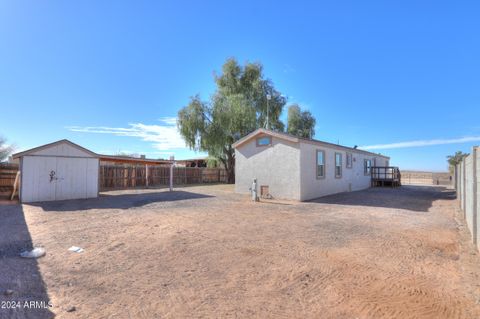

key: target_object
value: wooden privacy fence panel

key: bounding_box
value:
[148,166,170,186]
[202,168,228,183]
[100,165,148,189]
[0,163,19,186]
[171,167,227,185]
[0,163,19,197]
[99,164,227,191]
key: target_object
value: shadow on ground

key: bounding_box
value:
[0,203,54,319]
[29,190,214,212]
[309,185,456,212]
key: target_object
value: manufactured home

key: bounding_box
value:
[233,129,390,201]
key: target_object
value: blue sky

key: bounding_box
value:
[0,1,479,171]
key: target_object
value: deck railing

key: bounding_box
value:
[371,166,401,187]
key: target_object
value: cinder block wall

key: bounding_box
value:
[476,149,480,246]
[465,155,475,240]
[456,147,479,249]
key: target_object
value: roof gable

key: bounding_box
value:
[13,140,98,159]
[232,128,299,149]
[232,129,389,159]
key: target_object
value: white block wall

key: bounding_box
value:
[457,147,479,249]
[465,155,474,237]
[476,149,480,246]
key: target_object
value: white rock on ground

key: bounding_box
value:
[19,247,46,258]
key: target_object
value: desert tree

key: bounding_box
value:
[287,104,316,138]
[447,151,468,173]
[177,58,287,183]
[0,136,13,162]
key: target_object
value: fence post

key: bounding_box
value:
[473,147,478,246]
[169,164,173,191]
[114,167,117,189]
[454,165,457,190]
[145,164,149,188]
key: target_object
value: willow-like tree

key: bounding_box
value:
[177,58,286,183]
[447,151,468,173]
[0,136,13,161]
[287,104,316,138]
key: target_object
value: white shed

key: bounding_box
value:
[13,140,99,203]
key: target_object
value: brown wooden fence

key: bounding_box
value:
[0,163,19,197]
[99,164,227,191]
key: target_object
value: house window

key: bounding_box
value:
[316,150,325,179]
[256,136,272,147]
[386,160,389,167]
[373,158,377,167]
[335,153,342,178]
[364,159,372,175]
[346,152,352,168]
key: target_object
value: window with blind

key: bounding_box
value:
[316,150,325,178]
[335,153,342,178]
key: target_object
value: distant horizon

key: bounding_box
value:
[6,131,464,173]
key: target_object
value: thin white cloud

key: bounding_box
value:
[361,136,480,150]
[158,117,177,125]
[66,117,186,151]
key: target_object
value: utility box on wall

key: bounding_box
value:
[260,185,269,198]
[13,140,99,203]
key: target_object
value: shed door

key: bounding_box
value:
[22,156,98,202]
[22,156,57,202]
[55,157,88,200]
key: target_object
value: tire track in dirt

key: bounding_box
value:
[5,185,480,318]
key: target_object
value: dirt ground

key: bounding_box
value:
[1,184,480,318]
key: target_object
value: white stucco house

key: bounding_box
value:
[233,129,390,201]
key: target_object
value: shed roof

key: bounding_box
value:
[12,139,98,159]
[232,128,389,159]
[13,139,179,165]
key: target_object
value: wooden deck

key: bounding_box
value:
[371,166,401,187]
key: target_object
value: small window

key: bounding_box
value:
[386,160,389,167]
[335,153,342,178]
[373,158,377,167]
[364,159,372,175]
[346,152,352,168]
[256,136,271,147]
[316,150,325,179]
